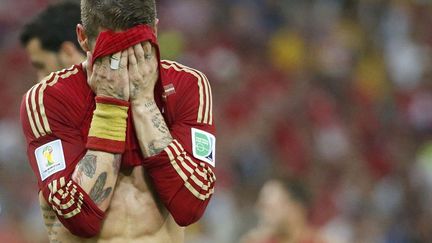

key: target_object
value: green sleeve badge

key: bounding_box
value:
[191,128,216,167]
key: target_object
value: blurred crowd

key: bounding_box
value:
[1,0,432,242]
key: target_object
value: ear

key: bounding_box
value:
[76,24,90,52]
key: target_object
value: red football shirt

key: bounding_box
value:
[21,59,216,225]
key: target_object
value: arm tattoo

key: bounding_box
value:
[147,136,172,156]
[78,155,97,178]
[89,172,112,205]
[151,115,170,133]
[41,205,63,242]
[144,100,159,113]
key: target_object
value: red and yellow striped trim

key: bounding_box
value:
[25,66,79,138]
[48,177,84,219]
[161,60,213,125]
[164,139,216,200]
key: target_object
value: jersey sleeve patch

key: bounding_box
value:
[34,139,66,181]
[191,128,216,167]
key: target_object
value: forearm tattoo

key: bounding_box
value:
[151,115,170,133]
[74,155,97,185]
[140,99,173,156]
[144,100,159,113]
[89,172,112,205]
[148,137,173,156]
[41,205,63,242]
[79,155,97,178]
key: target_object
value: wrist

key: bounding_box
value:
[131,94,154,106]
[86,96,130,153]
[96,91,128,101]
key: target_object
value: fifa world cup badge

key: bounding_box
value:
[35,139,66,181]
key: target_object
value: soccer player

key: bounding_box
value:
[20,2,85,80]
[20,0,216,242]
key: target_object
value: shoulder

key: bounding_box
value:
[160,60,213,125]
[20,65,85,140]
[21,65,83,104]
[160,59,210,89]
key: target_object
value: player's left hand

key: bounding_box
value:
[128,41,158,103]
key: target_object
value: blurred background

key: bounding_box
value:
[1,0,432,242]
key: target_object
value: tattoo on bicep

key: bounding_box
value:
[147,136,172,156]
[89,172,112,205]
[78,154,97,178]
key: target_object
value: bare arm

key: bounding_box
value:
[71,151,120,210]
[38,152,120,242]
[128,43,172,157]
[37,50,130,237]
[131,98,172,157]
[126,43,216,226]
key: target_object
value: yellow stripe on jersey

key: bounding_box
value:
[161,62,205,123]
[173,139,216,181]
[39,66,78,134]
[169,141,211,190]
[173,61,212,125]
[25,66,78,138]
[161,60,213,124]
[25,87,40,138]
[162,60,213,124]
[164,140,214,200]
[165,144,189,182]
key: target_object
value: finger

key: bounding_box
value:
[128,47,137,67]
[119,50,128,70]
[134,43,145,62]
[109,51,121,70]
[111,51,121,60]
[142,42,152,59]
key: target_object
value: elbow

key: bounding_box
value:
[68,223,102,238]
[172,207,205,227]
[42,178,106,238]
[61,213,104,238]
[168,193,210,227]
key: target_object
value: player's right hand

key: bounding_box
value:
[86,51,130,101]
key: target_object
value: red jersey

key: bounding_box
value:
[20,60,216,227]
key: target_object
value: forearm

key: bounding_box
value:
[131,97,215,226]
[71,150,120,211]
[38,149,120,238]
[131,96,172,157]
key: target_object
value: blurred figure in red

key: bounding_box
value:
[241,179,325,243]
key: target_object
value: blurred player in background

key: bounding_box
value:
[241,179,324,243]
[20,0,216,242]
[20,1,85,80]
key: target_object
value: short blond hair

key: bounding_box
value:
[81,0,156,40]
